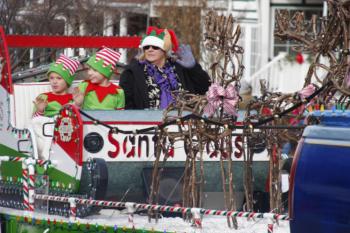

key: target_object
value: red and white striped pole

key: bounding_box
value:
[191,208,202,228]
[26,158,36,212]
[125,202,136,226]
[267,223,274,233]
[68,197,77,221]
[22,160,29,210]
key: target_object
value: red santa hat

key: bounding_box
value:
[140,26,179,53]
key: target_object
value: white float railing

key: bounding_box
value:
[34,193,289,230]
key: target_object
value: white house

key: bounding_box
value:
[6,0,325,94]
[203,0,324,95]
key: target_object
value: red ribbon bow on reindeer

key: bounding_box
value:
[204,83,239,117]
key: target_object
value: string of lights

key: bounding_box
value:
[78,81,328,135]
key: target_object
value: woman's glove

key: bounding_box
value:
[176,44,196,68]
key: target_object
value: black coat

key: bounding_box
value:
[119,59,211,109]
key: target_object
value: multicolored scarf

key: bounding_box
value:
[140,60,179,109]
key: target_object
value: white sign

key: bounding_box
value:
[83,123,269,162]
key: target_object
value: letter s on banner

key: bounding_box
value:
[234,136,243,158]
[108,131,120,158]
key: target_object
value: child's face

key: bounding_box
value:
[49,72,68,94]
[87,67,107,85]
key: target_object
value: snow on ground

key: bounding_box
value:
[89,209,290,233]
[1,207,290,233]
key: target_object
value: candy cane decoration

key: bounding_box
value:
[68,197,76,220]
[125,202,135,226]
[26,158,35,212]
[10,157,53,168]
[34,194,69,203]
[22,161,29,210]
[267,223,274,233]
[134,203,191,215]
[75,199,125,208]
[33,194,289,221]
[191,208,202,228]
[9,156,22,162]
[36,159,51,170]
[32,194,290,230]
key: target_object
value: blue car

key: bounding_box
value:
[290,110,350,233]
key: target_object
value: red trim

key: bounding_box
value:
[45,92,73,106]
[83,120,245,125]
[70,104,84,166]
[288,138,304,220]
[32,111,44,117]
[14,80,119,86]
[0,26,13,93]
[54,104,84,166]
[83,121,162,125]
[6,35,141,49]
[84,81,119,103]
[15,83,51,86]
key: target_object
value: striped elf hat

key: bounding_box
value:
[47,54,80,87]
[86,46,121,79]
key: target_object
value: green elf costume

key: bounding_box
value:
[78,47,125,110]
[33,54,80,117]
[32,54,80,160]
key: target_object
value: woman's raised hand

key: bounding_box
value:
[175,44,196,68]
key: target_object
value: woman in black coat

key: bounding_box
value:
[120,26,210,110]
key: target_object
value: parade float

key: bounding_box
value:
[0,12,277,233]
[1,1,350,232]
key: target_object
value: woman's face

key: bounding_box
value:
[49,72,68,95]
[143,45,166,67]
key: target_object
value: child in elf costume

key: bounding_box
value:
[32,54,80,160]
[74,46,125,110]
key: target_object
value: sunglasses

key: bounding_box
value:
[143,45,161,50]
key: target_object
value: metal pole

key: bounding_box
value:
[323,1,328,17]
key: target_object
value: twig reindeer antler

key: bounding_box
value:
[275,1,350,97]
[275,7,344,54]
[147,11,246,229]
[204,10,244,87]
[241,1,350,213]
[204,11,241,51]
[243,80,310,213]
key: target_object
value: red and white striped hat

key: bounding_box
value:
[55,54,80,75]
[48,54,80,86]
[86,46,121,79]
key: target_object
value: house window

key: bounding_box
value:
[271,7,323,57]
[239,24,261,80]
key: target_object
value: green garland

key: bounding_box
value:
[1,214,167,233]
[284,52,314,64]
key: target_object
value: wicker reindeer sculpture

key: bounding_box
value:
[246,0,350,213]
[148,10,243,228]
[149,0,350,226]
